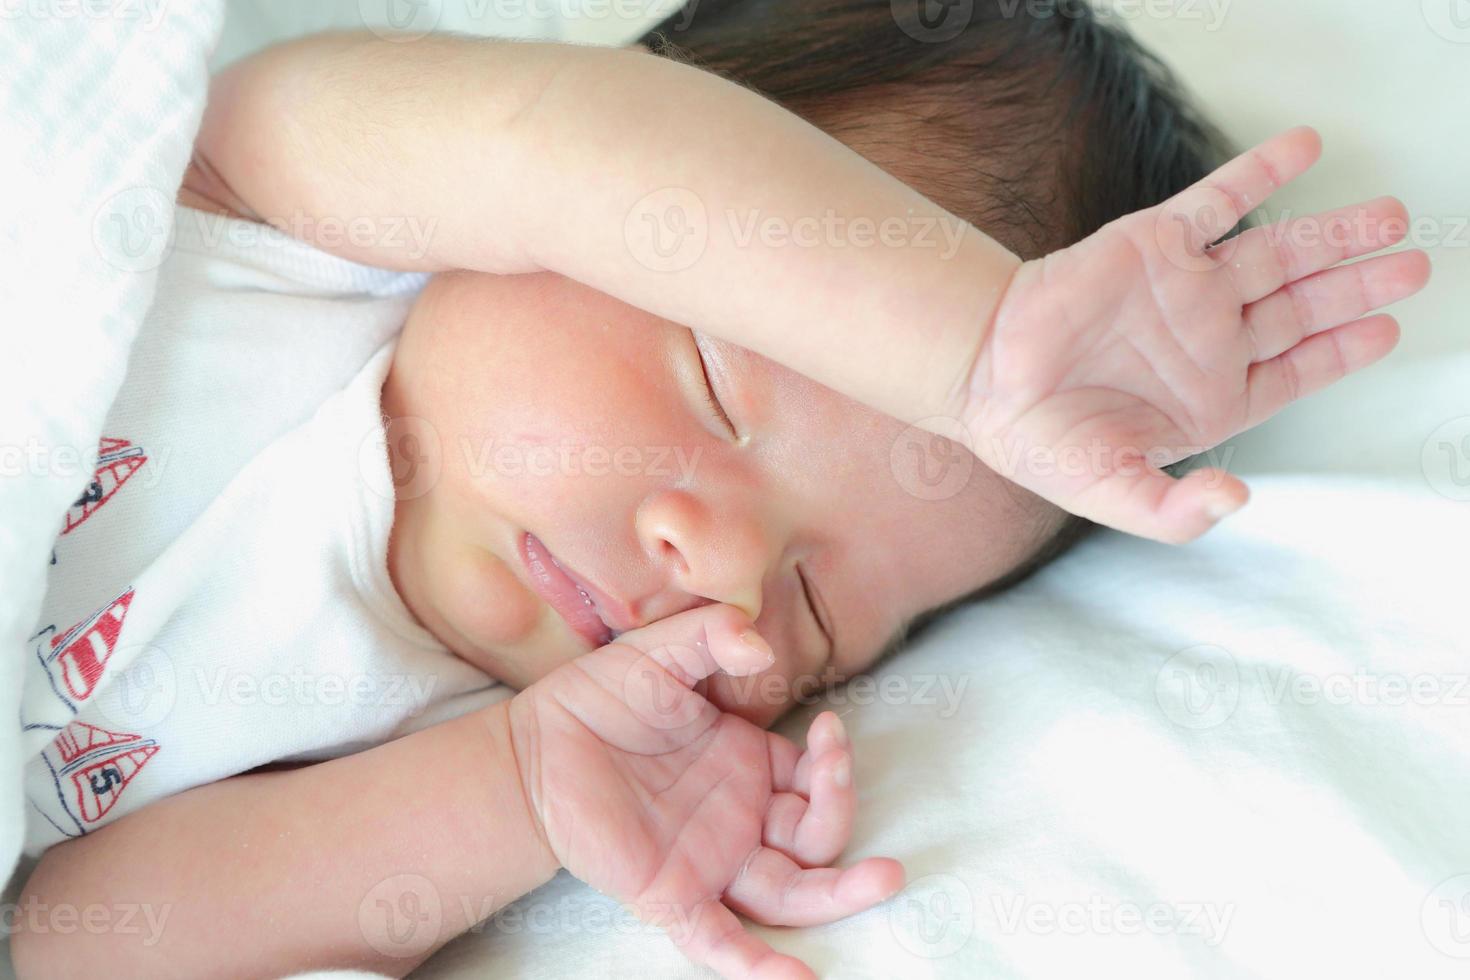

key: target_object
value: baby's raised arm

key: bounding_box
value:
[190,30,1019,427]
[195,33,1428,545]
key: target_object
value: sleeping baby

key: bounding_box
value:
[11,2,1429,978]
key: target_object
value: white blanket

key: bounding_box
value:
[0,0,225,896]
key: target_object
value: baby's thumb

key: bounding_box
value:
[1079,466,1249,545]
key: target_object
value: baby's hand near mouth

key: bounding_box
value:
[964,126,1432,544]
[506,603,903,979]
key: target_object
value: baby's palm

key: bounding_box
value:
[965,128,1430,542]
[509,604,902,980]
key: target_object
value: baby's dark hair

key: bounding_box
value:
[640,0,1233,652]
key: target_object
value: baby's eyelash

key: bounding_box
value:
[691,331,738,437]
[796,562,835,661]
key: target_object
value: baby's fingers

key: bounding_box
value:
[1225,196,1411,304]
[765,714,854,866]
[725,848,905,928]
[1163,127,1323,253]
[669,899,814,980]
[1243,250,1430,363]
[1244,314,1402,430]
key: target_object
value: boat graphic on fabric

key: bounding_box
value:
[32,720,160,837]
[63,437,147,535]
[36,587,136,711]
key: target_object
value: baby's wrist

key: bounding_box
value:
[494,695,560,875]
[479,698,560,882]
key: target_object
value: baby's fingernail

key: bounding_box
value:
[833,757,851,788]
[830,713,849,747]
[1208,495,1245,522]
[739,628,776,666]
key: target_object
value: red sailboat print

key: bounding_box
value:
[63,437,147,535]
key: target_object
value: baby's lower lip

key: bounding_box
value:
[520,532,614,648]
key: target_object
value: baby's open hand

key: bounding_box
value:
[507,604,903,980]
[965,126,1431,543]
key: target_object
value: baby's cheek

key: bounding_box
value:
[432,541,542,651]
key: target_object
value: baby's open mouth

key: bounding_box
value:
[520,532,622,648]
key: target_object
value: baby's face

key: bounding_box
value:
[382,270,1059,725]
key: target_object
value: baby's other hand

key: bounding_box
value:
[507,603,903,979]
[966,126,1431,544]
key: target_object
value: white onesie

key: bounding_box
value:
[20,207,506,857]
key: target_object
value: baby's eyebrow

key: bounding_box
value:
[796,562,836,665]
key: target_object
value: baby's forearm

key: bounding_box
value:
[11,701,556,979]
[198,31,1020,423]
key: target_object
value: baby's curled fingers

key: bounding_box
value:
[724,847,905,928]
[764,713,855,866]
